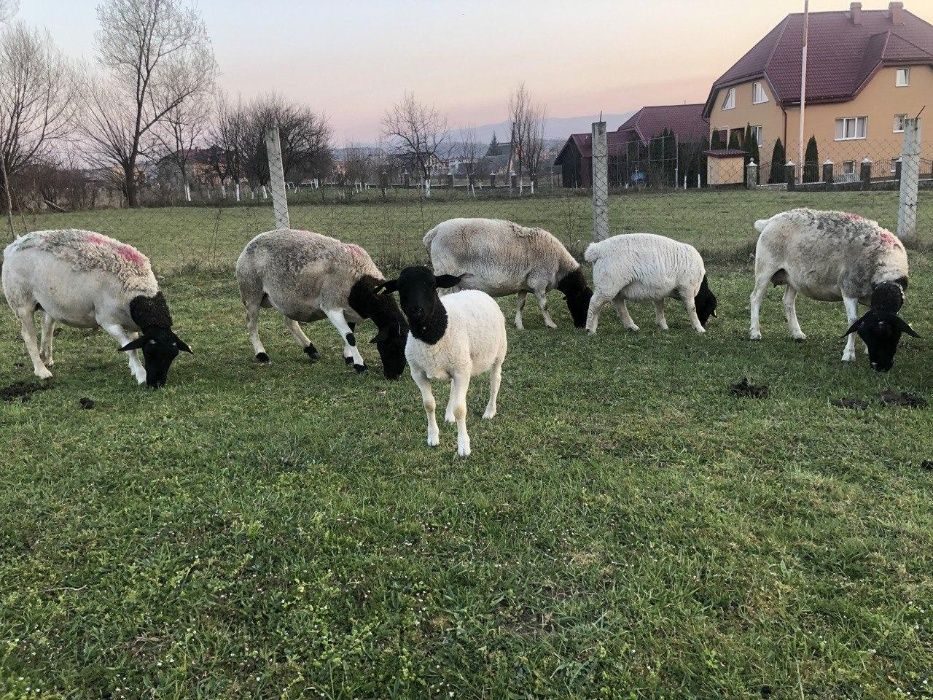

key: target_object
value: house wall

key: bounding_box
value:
[709,66,933,179]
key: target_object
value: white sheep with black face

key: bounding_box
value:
[583,233,717,335]
[235,229,408,379]
[750,208,918,371]
[2,229,191,388]
[378,266,508,458]
[424,218,592,330]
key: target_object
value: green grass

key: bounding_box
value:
[1,192,931,697]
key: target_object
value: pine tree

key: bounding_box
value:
[803,135,819,183]
[768,138,785,184]
[486,133,500,157]
[710,130,724,149]
[744,124,761,185]
[727,129,742,149]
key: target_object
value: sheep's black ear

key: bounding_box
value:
[173,333,193,354]
[119,336,149,352]
[434,273,464,289]
[896,318,920,338]
[376,279,399,294]
[842,318,863,337]
[370,326,389,344]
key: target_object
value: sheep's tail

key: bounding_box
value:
[754,217,773,233]
[583,240,605,264]
[422,223,441,251]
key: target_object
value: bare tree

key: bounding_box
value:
[459,126,481,197]
[154,92,209,202]
[0,22,77,224]
[507,83,547,195]
[382,92,448,197]
[83,0,216,206]
[210,91,246,200]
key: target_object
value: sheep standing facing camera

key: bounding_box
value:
[379,267,507,457]
[2,229,191,388]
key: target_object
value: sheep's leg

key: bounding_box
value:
[244,301,269,363]
[283,317,320,362]
[40,314,56,366]
[783,286,805,341]
[101,322,146,384]
[679,286,705,334]
[411,366,439,447]
[483,359,503,420]
[514,292,527,330]
[585,291,612,334]
[450,371,472,457]
[15,307,52,380]
[342,322,356,364]
[653,300,668,330]
[842,296,859,362]
[613,297,640,332]
[749,274,771,340]
[324,308,365,372]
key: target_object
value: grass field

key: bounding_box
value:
[1,191,931,698]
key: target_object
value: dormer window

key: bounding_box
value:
[722,88,735,110]
[896,68,909,87]
[752,82,768,104]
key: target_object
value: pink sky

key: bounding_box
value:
[19,0,933,142]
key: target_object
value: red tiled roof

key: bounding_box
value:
[617,104,709,144]
[704,149,748,158]
[704,3,933,116]
[554,131,629,164]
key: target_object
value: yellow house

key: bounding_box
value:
[704,1,933,185]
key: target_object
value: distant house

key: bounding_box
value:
[705,1,933,184]
[554,104,708,187]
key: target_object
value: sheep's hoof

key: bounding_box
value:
[35,368,53,380]
[625,325,640,333]
[749,332,762,341]
[427,435,439,447]
[353,363,367,374]
[793,335,806,343]
[255,352,270,363]
[482,409,496,419]
[304,346,320,362]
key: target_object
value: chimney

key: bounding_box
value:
[850,1,862,24]
[889,1,905,25]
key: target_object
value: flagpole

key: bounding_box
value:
[797,0,809,183]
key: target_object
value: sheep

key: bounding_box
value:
[583,233,717,335]
[2,229,191,388]
[749,208,918,371]
[377,266,507,457]
[235,229,408,379]
[424,218,592,330]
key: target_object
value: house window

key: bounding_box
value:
[843,161,856,175]
[835,116,867,140]
[751,126,763,147]
[893,114,907,132]
[895,68,909,87]
[752,82,768,104]
[722,88,735,110]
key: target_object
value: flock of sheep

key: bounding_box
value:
[1,208,919,456]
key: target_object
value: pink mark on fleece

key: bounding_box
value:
[843,213,863,222]
[84,232,109,245]
[82,231,146,266]
[879,230,899,247]
[345,243,366,258]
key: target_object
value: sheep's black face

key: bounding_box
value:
[695,276,718,328]
[557,268,593,328]
[845,310,919,372]
[378,267,462,345]
[120,329,192,388]
[373,325,408,380]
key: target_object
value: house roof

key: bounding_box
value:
[553,131,629,165]
[617,104,709,144]
[704,2,933,116]
[704,148,748,158]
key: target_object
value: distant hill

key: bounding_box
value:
[457,113,637,145]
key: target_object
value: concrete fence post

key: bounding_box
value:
[897,118,921,245]
[785,161,796,191]
[489,173,496,189]
[591,121,610,241]
[403,171,410,188]
[264,127,290,230]
[822,160,834,185]
[894,158,902,183]
[860,158,872,189]
[745,159,758,189]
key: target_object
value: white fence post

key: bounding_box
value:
[896,117,921,245]
[591,121,609,241]
[265,126,290,230]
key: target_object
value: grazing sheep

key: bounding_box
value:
[2,229,191,388]
[235,229,408,379]
[378,267,507,457]
[583,233,717,335]
[750,208,918,371]
[424,218,592,330]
